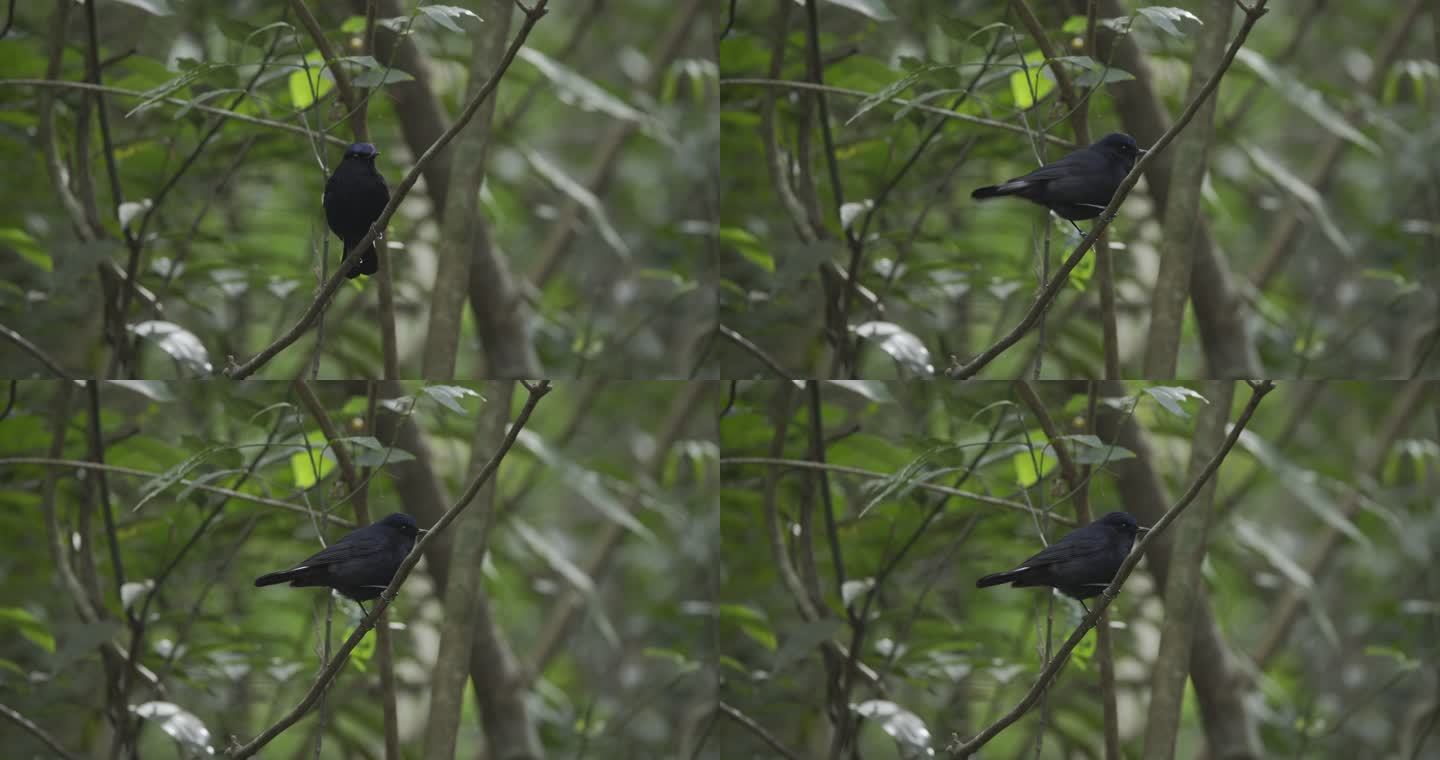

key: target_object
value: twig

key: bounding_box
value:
[223,0,551,379]
[0,322,74,379]
[947,380,1275,757]
[289,0,368,141]
[226,379,551,758]
[4,79,352,144]
[718,324,796,379]
[719,702,802,760]
[723,78,1077,148]
[292,378,400,760]
[947,0,1271,379]
[721,456,1075,525]
[1,457,357,524]
[0,702,80,760]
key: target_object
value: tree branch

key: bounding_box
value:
[948,380,1275,757]
[947,0,1271,379]
[223,0,550,379]
[226,380,551,758]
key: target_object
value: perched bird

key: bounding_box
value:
[254,513,425,613]
[323,142,390,279]
[975,511,1148,612]
[970,133,1146,234]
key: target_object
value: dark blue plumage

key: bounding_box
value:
[971,133,1146,225]
[254,513,424,609]
[323,142,390,279]
[975,511,1147,603]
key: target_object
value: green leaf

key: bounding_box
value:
[0,607,55,654]
[514,429,657,543]
[1052,56,1134,87]
[54,620,121,671]
[1012,429,1056,487]
[852,322,935,375]
[287,53,334,110]
[418,5,483,33]
[130,321,213,376]
[352,67,415,88]
[1009,51,1053,109]
[1234,49,1380,155]
[0,228,51,272]
[113,0,175,16]
[720,604,776,651]
[849,63,948,125]
[1142,386,1207,418]
[289,441,336,489]
[721,226,774,273]
[1242,143,1355,258]
[774,619,842,673]
[517,48,649,128]
[1135,6,1202,38]
[421,385,483,414]
[107,381,176,402]
[1059,435,1136,465]
[825,380,897,404]
[514,520,620,648]
[823,0,896,21]
[344,436,417,467]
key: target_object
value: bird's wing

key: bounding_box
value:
[1013,528,1108,569]
[288,534,380,569]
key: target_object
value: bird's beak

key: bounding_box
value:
[1137,525,1151,535]
[417,527,429,537]
[1137,146,1149,156]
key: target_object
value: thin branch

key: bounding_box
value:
[223,0,550,378]
[289,0,368,141]
[947,380,1275,757]
[718,324,796,379]
[4,79,350,144]
[723,78,1077,149]
[1,457,357,525]
[0,702,80,760]
[226,380,551,759]
[719,702,802,760]
[722,456,1076,525]
[947,0,1271,379]
[0,322,74,379]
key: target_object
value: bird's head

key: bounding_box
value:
[1093,133,1145,167]
[343,142,381,162]
[378,512,425,538]
[1098,511,1148,536]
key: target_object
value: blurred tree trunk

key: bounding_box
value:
[423,381,515,756]
[1084,0,1260,378]
[1091,380,1261,759]
[363,0,541,377]
[422,2,514,378]
[1142,380,1234,758]
[1143,4,1234,376]
[372,380,544,759]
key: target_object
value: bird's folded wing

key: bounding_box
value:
[1017,531,1106,567]
[291,537,378,568]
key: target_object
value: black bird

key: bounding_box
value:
[323,142,390,279]
[254,513,424,613]
[970,133,1146,234]
[975,511,1147,611]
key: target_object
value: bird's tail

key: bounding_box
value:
[254,568,309,587]
[975,569,1026,588]
[342,239,378,279]
[971,180,1031,200]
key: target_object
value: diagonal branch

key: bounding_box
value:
[947,380,1274,757]
[224,0,550,379]
[947,0,1271,379]
[226,380,551,758]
